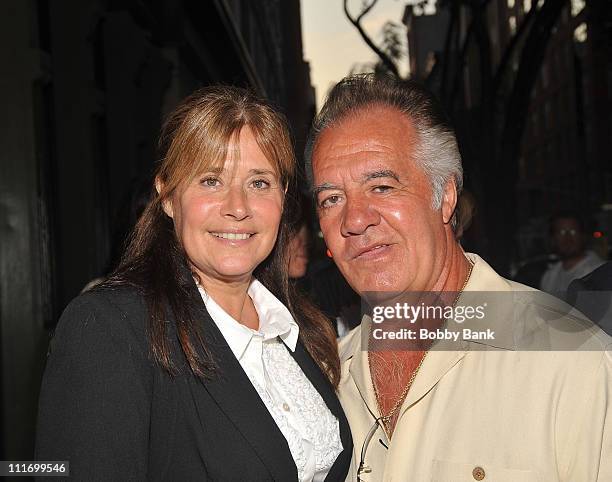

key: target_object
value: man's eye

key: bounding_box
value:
[373,185,393,193]
[251,179,271,189]
[201,177,220,187]
[320,194,342,208]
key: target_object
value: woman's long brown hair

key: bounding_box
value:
[104,86,340,387]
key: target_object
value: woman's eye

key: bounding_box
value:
[320,194,342,208]
[251,179,271,189]
[201,177,220,187]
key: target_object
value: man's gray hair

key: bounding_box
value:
[305,74,463,211]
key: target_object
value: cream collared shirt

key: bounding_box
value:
[338,253,612,482]
[198,279,342,482]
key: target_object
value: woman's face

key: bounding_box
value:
[164,126,284,286]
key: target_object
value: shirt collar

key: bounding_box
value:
[197,278,299,360]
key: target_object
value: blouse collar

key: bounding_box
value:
[197,278,299,360]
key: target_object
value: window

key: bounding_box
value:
[523,0,532,12]
[507,0,515,8]
[574,22,587,42]
[571,0,585,17]
[509,16,517,35]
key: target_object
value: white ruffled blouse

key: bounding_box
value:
[197,279,343,482]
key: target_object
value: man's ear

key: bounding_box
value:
[441,179,458,225]
[155,177,174,219]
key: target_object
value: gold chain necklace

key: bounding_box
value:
[368,259,474,438]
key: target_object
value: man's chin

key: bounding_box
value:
[359,285,404,304]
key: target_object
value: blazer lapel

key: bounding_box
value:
[289,341,353,482]
[186,294,297,482]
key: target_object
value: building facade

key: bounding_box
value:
[404,0,611,262]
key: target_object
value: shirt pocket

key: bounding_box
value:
[431,459,540,482]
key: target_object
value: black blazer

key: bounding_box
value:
[36,284,352,481]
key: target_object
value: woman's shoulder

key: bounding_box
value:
[54,284,150,355]
[79,283,147,315]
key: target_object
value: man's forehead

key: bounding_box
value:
[312,138,418,183]
[314,105,415,152]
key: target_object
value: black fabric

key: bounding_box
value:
[567,261,612,335]
[36,284,352,481]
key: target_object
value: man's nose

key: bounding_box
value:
[222,185,251,220]
[340,195,380,236]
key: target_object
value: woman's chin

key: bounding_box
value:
[205,263,259,283]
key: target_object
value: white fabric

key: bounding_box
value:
[540,250,604,295]
[198,279,342,482]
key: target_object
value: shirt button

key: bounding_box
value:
[472,466,485,480]
[282,403,290,412]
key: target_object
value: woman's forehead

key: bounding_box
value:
[190,148,280,179]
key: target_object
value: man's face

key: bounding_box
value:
[311,106,455,296]
[552,217,585,259]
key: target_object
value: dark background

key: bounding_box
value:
[0,0,610,463]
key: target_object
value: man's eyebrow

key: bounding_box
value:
[312,182,340,197]
[362,169,400,183]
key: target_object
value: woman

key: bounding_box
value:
[36,86,352,481]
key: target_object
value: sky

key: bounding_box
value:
[301,0,410,109]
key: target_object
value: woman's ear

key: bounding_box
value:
[441,179,458,225]
[155,177,174,218]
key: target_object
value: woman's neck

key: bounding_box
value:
[197,273,259,329]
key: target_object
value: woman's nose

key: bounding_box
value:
[222,185,251,220]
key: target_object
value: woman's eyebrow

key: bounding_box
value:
[249,168,275,176]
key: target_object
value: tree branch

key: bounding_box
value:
[500,0,566,164]
[493,2,539,95]
[439,0,458,101]
[343,0,400,77]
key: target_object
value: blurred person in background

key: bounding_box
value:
[288,194,313,281]
[540,211,604,298]
[36,86,352,481]
[288,222,310,279]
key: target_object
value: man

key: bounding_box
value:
[307,74,612,481]
[540,212,604,297]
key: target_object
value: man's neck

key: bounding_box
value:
[368,238,473,438]
[561,252,587,271]
[430,238,472,294]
